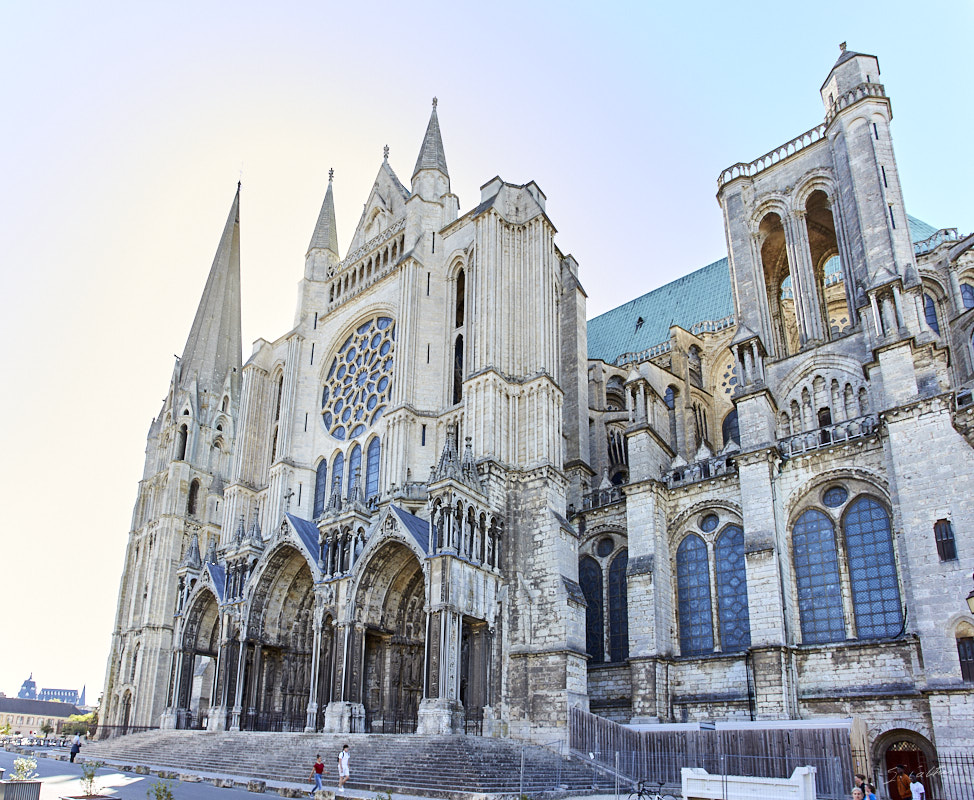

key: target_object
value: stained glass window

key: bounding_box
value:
[579,556,604,662]
[366,438,381,500]
[793,509,845,643]
[331,452,345,500]
[722,409,740,446]
[347,444,362,498]
[608,550,629,662]
[677,534,713,655]
[322,317,395,440]
[823,486,848,507]
[715,525,750,652]
[923,294,940,335]
[313,460,328,518]
[961,283,974,310]
[843,496,902,639]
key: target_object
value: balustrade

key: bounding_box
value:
[778,413,879,457]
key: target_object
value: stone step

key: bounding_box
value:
[84,731,615,794]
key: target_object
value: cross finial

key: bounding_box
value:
[383,144,389,160]
[839,41,847,51]
[328,167,334,182]
[432,96,438,109]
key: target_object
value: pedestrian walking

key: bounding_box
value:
[893,765,913,800]
[909,772,925,800]
[69,734,81,763]
[309,754,325,797]
[337,744,350,793]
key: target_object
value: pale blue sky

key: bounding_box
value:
[0,0,970,702]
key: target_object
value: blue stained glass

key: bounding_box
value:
[823,486,848,507]
[348,445,362,496]
[313,460,328,518]
[961,283,974,309]
[844,496,902,639]
[700,514,719,532]
[715,525,750,652]
[608,550,629,662]
[793,509,845,644]
[323,412,332,428]
[366,437,381,499]
[332,453,345,496]
[924,294,940,335]
[320,317,395,440]
[579,556,604,662]
[677,534,713,655]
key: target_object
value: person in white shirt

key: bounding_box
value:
[909,773,925,800]
[337,744,350,793]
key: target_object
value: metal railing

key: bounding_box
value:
[778,413,879,457]
[852,748,974,800]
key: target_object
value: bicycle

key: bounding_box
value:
[628,778,677,800]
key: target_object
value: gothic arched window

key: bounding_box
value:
[793,508,845,643]
[331,452,345,500]
[715,525,750,652]
[176,425,188,461]
[923,293,940,335]
[313,460,328,518]
[608,550,629,662]
[452,335,464,405]
[579,556,604,662]
[961,282,974,309]
[455,268,466,328]
[365,437,381,500]
[347,444,362,498]
[722,409,740,447]
[676,534,713,655]
[187,479,200,517]
[843,496,902,639]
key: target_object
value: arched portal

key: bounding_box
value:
[173,588,220,729]
[353,540,426,733]
[245,545,316,731]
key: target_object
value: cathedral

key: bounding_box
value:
[102,45,974,774]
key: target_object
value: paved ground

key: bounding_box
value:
[0,749,378,800]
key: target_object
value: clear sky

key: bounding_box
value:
[0,0,971,705]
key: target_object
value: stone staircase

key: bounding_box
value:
[84,731,616,796]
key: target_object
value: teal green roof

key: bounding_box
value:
[587,214,940,364]
[907,214,938,243]
[587,258,734,364]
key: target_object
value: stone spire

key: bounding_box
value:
[432,423,462,482]
[177,184,243,395]
[248,511,263,548]
[461,436,483,492]
[412,98,449,180]
[180,533,202,569]
[204,536,218,564]
[307,168,339,258]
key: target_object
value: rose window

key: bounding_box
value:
[321,316,395,441]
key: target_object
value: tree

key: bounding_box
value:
[40,721,53,737]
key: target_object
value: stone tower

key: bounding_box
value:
[101,187,242,730]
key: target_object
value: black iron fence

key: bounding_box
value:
[363,709,417,734]
[95,724,159,740]
[243,710,307,732]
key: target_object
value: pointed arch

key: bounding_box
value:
[676,534,713,655]
[843,495,902,639]
[365,437,381,500]
[578,555,604,662]
[608,549,629,662]
[793,508,845,643]
[715,525,750,652]
[348,444,363,498]
[313,459,328,518]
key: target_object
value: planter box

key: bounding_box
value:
[0,781,42,800]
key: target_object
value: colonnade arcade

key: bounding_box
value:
[166,516,493,735]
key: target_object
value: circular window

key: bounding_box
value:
[596,537,614,557]
[322,317,395,440]
[700,514,719,533]
[822,486,848,507]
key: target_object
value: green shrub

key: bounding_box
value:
[80,760,105,796]
[12,757,38,781]
[146,780,175,800]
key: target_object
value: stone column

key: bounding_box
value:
[305,617,322,731]
[230,637,246,731]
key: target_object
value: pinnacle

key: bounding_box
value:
[412,98,449,179]
[307,170,340,257]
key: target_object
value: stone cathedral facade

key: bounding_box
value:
[103,47,974,769]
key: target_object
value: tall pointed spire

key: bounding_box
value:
[178,184,243,394]
[307,168,339,257]
[412,97,449,179]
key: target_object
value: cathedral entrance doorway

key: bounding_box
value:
[174,588,220,729]
[354,541,425,733]
[245,545,315,731]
